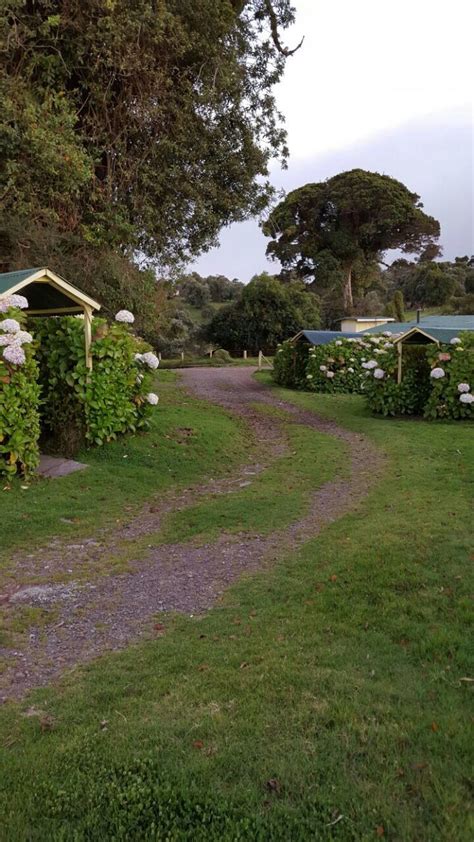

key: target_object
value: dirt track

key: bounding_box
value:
[0,368,383,701]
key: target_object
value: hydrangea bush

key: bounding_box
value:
[35,314,159,452]
[0,298,41,479]
[424,333,474,419]
[364,334,474,419]
[272,340,310,388]
[304,337,374,393]
[273,334,395,395]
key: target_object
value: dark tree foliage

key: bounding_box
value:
[262,169,440,312]
[1,0,297,266]
[206,272,320,353]
[384,255,474,308]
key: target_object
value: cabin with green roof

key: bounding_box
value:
[0,268,101,369]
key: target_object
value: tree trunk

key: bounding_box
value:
[343,266,353,312]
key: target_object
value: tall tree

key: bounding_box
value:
[206,273,320,353]
[262,169,440,311]
[1,0,299,268]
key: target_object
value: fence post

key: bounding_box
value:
[181,351,185,362]
[258,350,262,370]
[158,352,162,361]
[243,350,247,360]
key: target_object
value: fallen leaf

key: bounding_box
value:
[266,778,281,794]
[239,661,249,669]
[376,826,385,837]
[153,623,165,632]
[192,740,204,750]
[329,574,338,582]
[198,663,209,671]
[431,721,439,732]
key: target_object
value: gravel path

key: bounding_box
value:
[0,368,383,701]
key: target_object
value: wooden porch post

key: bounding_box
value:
[397,341,402,384]
[83,305,93,370]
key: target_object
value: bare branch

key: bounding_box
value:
[263,0,304,56]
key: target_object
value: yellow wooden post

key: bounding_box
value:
[83,305,93,370]
[397,340,402,384]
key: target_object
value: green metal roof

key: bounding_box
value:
[363,315,474,336]
[0,268,42,295]
[0,267,101,312]
[295,330,361,345]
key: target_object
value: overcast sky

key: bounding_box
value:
[191,0,474,281]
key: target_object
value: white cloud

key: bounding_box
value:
[277,0,473,159]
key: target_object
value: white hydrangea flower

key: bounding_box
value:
[335,340,342,346]
[277,348,284,353]
[0,318,21,333]
[459,393,474,404]
[146,392,159,405]
[3,343,26,365]
[8,294,29,309]
[306,374,313,380]
[457,383,470,393]
[374,349,386,354]
[450,337,461,345]
[141,351,159,370]
[319,365,327,371]
[383,331,392,337]
[14,330,33,344]
[430,367,445,379]
[348,367,354,373]
[349,357,355,362]
[366,359,378,369]
[134,353,143,362]
[326,371,335,378]
[115,309,135,323]
[373,368,385,379]
[0,333,14,346]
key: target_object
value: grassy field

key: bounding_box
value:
[0,374,472,840]
[0,372,250,560]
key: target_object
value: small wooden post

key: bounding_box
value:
[258,350,263,370]
[243,350,247,360]
[397,341,402,384]
[181,351,185,362]
[83,305,93,371]
[158,352,162,361]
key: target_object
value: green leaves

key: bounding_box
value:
[0,310,41,479]
[35,317,155,455]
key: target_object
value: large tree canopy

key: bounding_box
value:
[262,169,440,311]
[1,0,298,267]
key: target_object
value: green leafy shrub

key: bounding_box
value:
[35,316,157,453]
[424,333,474,419]
[273,340,309,388]
[304,337,372,393]
[363,343,431,416]
[212,348,232,363]
[364,333,474,418]
[0,305,41,479]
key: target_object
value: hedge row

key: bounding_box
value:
[273,332,474,420]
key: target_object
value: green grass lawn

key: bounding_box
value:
[0,375,472,840]
[0,372,250,561]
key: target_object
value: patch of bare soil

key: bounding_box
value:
[0,368,383,701]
